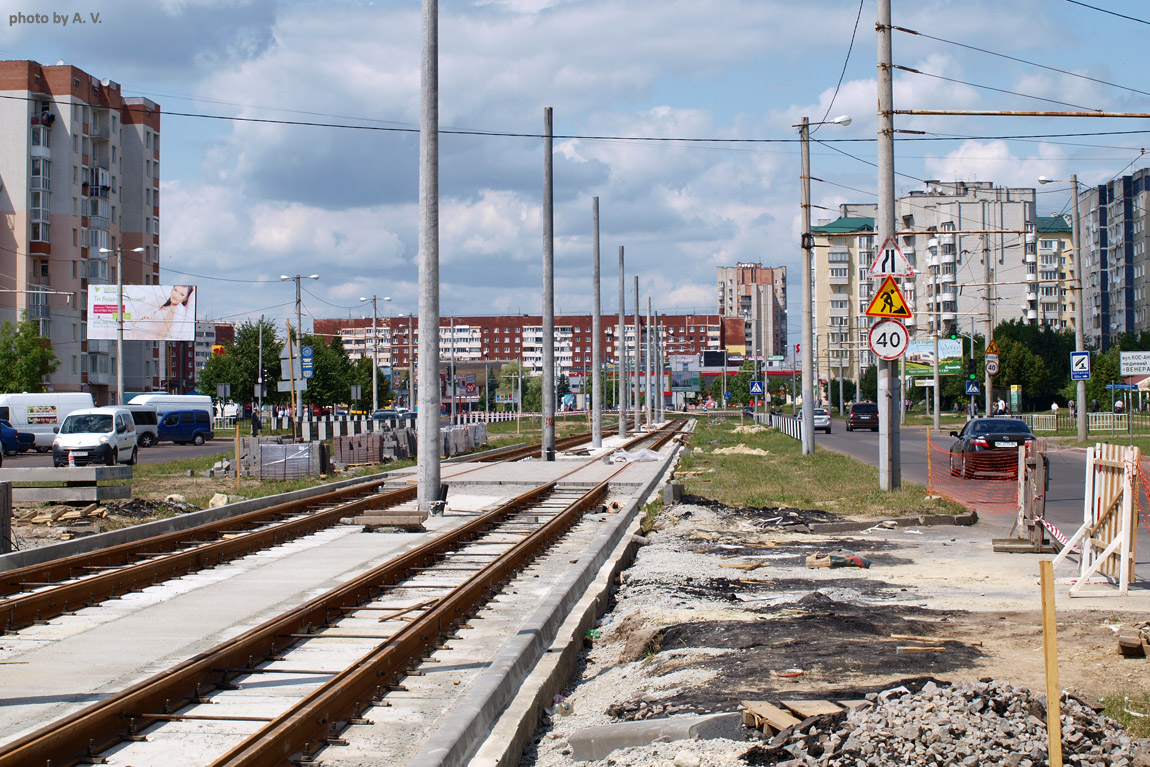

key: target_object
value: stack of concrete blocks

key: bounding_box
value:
[240,436,287,477]
[332,434,386,465]
[259,441,329,480]
[440,423,489,457]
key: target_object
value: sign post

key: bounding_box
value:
[1070,351,1091,381]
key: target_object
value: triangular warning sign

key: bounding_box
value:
[986,339,1000,355]
[865,275,913,319]
[868,236,915,278]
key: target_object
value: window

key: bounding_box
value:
[31,157,50,189]
[828,250,850,263]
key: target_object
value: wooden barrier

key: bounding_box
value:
[0,466,132,504]
[1051,443,1140,596]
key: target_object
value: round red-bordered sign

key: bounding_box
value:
[868,319,909,360]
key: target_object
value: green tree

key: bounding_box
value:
[304,334,354,409]
[996,337,1048,410]
[0,316,58,392]
[197,318,281,406]
[858,365,877,402]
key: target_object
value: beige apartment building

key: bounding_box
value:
[715,263,787,361]
[0,60,161,400]
[812,181,1058,384]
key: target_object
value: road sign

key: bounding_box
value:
[216,383,230,399]
[985,358,999,376]
[464,382,478,396]
[986,339,1000,355]
[868,319,909,360]
[965,380,980,395]
[767,355,785,361]
[1120,351,1150,376]
[868,236,915,278]
[1107,383,1138,391]
[749,381,764,394]
[1070,351,1091,381]
[301,345,313,379]
[724,391,733,399]
[865,275,912,319]
[351,384,362,400]
[277,379,307,392]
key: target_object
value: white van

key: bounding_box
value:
[52,406,137,467]
[128,394,214,419]
[0,392,95,452]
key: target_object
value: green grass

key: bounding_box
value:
[676,417,964,518]
[1101,692,1150,738]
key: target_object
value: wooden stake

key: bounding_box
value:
[235,417,241,493]
[1040,560,1063,767]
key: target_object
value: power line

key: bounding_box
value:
[893,65,1104,113]
[813,0,865,133]
[1064,0,1150,26]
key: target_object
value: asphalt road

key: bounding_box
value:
[813,414,1150,572]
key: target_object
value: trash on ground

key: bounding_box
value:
[806,550,872,569]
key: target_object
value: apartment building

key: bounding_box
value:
[1035,215,1076,333]
[1080,168,1150,350]
[314,313,744,379]
[0,60,161,401]
[715,263,787,359]
[812,181,1043,382]
[162,321,234,394]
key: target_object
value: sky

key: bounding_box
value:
[4,0,1150,345]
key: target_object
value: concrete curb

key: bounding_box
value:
[813,510,979,533]
[412,432,686,767]
[0,468,395,572]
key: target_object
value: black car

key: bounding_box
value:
[845,402,879,432]
[948,417,1037,479]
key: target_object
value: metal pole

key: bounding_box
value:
[655,314,663,422]
[1072,174,1087,442]
[371,296,379,412]
[933,289,941,431]
[116,246,124,406]
[876,0,900,488]
[408,314,414,408]
[541,107,556,460]
[633,275,640,431]
[591,197,603,447]
[618,246,627,438]
[799,117,815,453]
[258,323,263,423]
[984,212,994,416]
[644,297,652,428]
[295,276,303,424]
[417,0,441,512]
[449,315,455,425]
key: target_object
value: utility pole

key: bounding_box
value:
[1071,174,1087,442]
[984,222,993,416]
[541,107,556,460]
[417,0,441,512]
[591,197,603,447]
[633,275,641,431]
[645,296,653,429]
[408,314,415,409]
[876,0,900,489]
[618,246,628,438]
[799,117,815,453]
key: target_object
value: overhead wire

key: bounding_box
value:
[1063,0,1150,26]
[812,0,865,134]
[892,65,1104,113]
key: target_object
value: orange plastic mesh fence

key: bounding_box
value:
[926,429,1018,515]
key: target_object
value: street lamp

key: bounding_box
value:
[359,295,391,412]
[798,114,851,454]
[281,274,319,423]
[1038,175,1087,442]
[99,246,145,406]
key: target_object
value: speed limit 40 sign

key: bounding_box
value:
[868,319,909,360]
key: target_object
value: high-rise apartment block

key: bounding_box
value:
[0,60,161,401]
[812,181,1057,381]
[715,263,787,359]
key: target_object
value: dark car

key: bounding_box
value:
[158,410,215,445]
[0,419,34,455]
[372,409,416,426]
[846,402,879,432]
[948,417,1037,479]
[741,406,755,417]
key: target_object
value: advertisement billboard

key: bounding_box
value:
[904,339,962,376]
[88,285,196,341]
[669,354,700,392]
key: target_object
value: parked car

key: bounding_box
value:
[741,406,755,417]
[846,402,879,432]
[0,419,35,456]
[157,410,215,446]
[51,407,138,467]
[948,417,1037,479]
[371,409,416,426]
[799,408,832,433]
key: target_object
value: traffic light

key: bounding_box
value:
[966,357,977,380]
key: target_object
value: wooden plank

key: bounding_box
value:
[838,699,872,712]
[740,701,801,732]
[1040,560,1064,767]
[890,633,982,647]
[896,646,946,654]
[780,700,843,718]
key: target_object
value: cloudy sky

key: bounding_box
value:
[4,0,1150,343]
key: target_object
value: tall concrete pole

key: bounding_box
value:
[417,0,441,511]
[541,107,556,460]
[1072,174,1087,442]
[655,313,664,421]
[645,296,653,429]
[591,197,603,447]
[617,246,628,438]
[633,275,641,431]
[295,276,304,423]
[983,222,993,415]
[799,117,816,454]
[408,314,415,408]
[370,297,379,412]
[876,0,901,489]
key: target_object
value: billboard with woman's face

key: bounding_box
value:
[87,284,196,341]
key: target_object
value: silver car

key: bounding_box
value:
[799,408,833,433]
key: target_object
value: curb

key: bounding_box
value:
[813,510,978,533]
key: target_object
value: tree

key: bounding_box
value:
[858,365,877,402]
[304,334,354,408]
[996,337,1048,410]
[0,316,58,392]
[197,318,281,406]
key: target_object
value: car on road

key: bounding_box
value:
[948,417,1037,479]
[741,406,755,417]
[372,409,416,426]
[799,407,832,433]
[846,402,879,432]
[52,407,138,467]
[0,419,35,455]
[158,410,215,446]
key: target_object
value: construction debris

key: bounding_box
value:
[805,550,871,569]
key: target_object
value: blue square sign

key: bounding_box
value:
[749,381,764,394]
[1070,351,1091,381]
[965,380,980,395]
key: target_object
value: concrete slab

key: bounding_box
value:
[567,713,744,762]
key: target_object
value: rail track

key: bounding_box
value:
[0,424,644,633]
[0,420,683,767]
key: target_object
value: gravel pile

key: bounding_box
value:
[102,497,198,518]
[743,680,1146,767]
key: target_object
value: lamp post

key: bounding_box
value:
[359,295,391,413]
[98,246,144,406]
[797,114,851,454]
[281,274,319,422]
[1038,175,1087,443]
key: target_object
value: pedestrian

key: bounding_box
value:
[1051,401,1059,417]
[1068,399,1076,417]
[1115,398,1124,413]
[251,408,261,437]
[1091,398,1097,413]
[996,397,1006,415]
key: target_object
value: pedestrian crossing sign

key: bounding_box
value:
[750,381,764,394]
[865,275,912,319]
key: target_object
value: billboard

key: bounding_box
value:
[670,354,700,392]
[88,285,196,341]
[904,339,962,376]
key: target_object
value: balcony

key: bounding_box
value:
[1027,309,1038,320]
[927,237,939,250]
[938,271,956,284]
[1025,253,1037,264]
[90,124,110,140]
[829,304,850,317]
[940,251,956,264]
[1026,291,1038,302]
[1025,272,1037,282]
[89,215,109,232]
[26,302,50,319]
[941,290,956,303]
[829,273,849,285]
[942,311,958,322]
[92,152,110,170]
[928,254,940,269]
[940,233,955,245]
[29,175,49,191]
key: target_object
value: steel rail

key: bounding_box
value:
[0,481,562,767]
